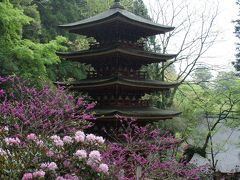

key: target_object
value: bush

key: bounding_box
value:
[0,127,109,179]
[0,76,95,135]
[0,76,108,179]
[103,116,210,180]
[0,77,210,179]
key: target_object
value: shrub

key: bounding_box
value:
[0,76,95,135]
[0,127,109,179]
[103,116,210,180]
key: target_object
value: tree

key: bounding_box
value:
[174,72,240,172]
[11,0,42,42]
[144,0,219,107]
[192,64,213,88]
[233,0,240,71]
[0,0,67,82]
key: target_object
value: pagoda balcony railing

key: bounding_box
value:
[96,97,150,107]
[87,70,148,79]
[90,40,145,50]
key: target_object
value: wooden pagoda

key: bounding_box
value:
[56,0,180,129]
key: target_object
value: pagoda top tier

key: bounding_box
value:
[59,0,174,39]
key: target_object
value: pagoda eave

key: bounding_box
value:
[56,47,177,64]
[93,106,181,122]
[59,8,174,37]
[56,77,179,91]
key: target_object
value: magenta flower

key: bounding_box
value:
[76,97,84,106]
[0,89,4,97]
[0,76,96,135]
[85,102,95,110]
[63,160,71,168]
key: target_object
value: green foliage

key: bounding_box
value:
[0,0,31,48]
[172,72,240,148]
[192,65,213,88]
[46,60,87,82]
[12,36,67,80]
[0,0,67,82]
[0,0,31,76]
[11,0,42,41]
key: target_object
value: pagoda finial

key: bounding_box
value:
[111,0,124,9]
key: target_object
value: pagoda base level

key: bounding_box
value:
[94,106,181,122]
[86,106,181,137]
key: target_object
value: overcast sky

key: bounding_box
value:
[143,0,238,73]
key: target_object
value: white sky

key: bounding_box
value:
[205,0,238,70]
[143,0,238,73]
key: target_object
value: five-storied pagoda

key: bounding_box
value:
[56,0,180,131]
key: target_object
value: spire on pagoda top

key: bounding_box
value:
[111,0,124,9]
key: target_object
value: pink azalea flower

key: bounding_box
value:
[22,173,33,180]
[74,131,85,142]
[46,150,54,157]
[89,150,101,162]
[32,170,45,178]
[56,176,65,180]
[4,137,21,146]
[48,162,58,171]
[54,139,64,147]
[50,135,60,140]
[99,163,109,174]
[95,136,105,144]
[40,162,58,171]
[27,133,37,141]
[64,174,79,180]
[75,130,85,137]
[87,159,97,169]
[35,140,44,147]
[74,150,87,160]
[63,136,73,144]
[86,134,96,143]
[50,135,64,147]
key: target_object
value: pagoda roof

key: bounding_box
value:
[56,45,177,64]
[56,76,179,91]
[94,106,181,121]
[59,6,174,37]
